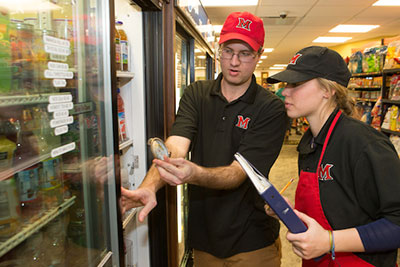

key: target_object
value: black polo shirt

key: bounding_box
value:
[297,108,400,267]
[171,73,288,258]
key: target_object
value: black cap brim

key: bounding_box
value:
[267,69,317,84]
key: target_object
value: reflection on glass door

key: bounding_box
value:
[0,0,121,266]
[194,42,207,81]
[175,33,191,266]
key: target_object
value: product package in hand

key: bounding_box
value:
[147,138,169,160]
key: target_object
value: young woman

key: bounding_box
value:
[266,46,400,266]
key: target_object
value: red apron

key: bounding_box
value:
[294,111,374,267]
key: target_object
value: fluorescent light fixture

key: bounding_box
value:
[269,66,285,70]
[197,56,206,59]
[313,37,352,43]
[258,60,263,64]
[213,25,223,33]
[373,0,400,6]
[330,24,379,33]
[260,55,267,59]
[200,0,258,7]
[273,64,288,67]
[264,48,274,53]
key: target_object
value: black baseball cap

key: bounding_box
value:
[267,46,351,87]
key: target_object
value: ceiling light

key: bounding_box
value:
[373,0,400,6]
[200,0,258,7]
[313,37,352,43]
[260,55,267,59]
[213,25,223,33]
[197,56,206,59]
[258,61,263,64]
[264,48,274,53]
[269,66,285,70]
[330,24,379,33]
[273,64,288,67]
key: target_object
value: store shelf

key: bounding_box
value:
[382,99,400,105]
[0,196,76,258]
[0,93,72,107]
[348,87,381,91]
[117,71,135,78]
[122,208,137,229]
[383,68,400,75]
[381,128,400,136]
[351,72,382,77]
[0,153,52,181]
[119,139,133,151]
[355,98,378,103]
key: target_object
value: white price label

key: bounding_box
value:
[47,102,74,112]
[51,142,76,158]
[48,62,69,71]
[53,79,67,87]
[44,70,73,79]
[53,110,69,119]
[49,94,72,103]
[43,35,70,48]
[50,116,73,128]
[45,44,71,56]
[54,125,69,136]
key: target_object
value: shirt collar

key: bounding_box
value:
[210,73,258,104]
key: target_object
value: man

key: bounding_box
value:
[121,12,287,266]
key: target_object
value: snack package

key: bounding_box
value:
[362,46,387,73]
[349,51,363,74]
[390,106,398,131]
[381,106,392,129]
[384,40,400,70]
[389,135,400,157]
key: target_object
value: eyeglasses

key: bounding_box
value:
[219,48,257,63]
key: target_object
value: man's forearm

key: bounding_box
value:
[191,160,247,190]
[139,164,166,192]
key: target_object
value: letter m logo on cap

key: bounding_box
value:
[289,53,302,65]
[236,18,252,31]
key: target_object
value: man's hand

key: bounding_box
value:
[153,156,198,186]
[120,187,157,222]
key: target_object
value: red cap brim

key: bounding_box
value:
[219,32,261,51]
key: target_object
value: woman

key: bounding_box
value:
[266,46,400,266]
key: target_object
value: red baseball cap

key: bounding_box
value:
[219,12,265,51]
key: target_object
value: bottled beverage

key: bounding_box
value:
[40,157,63,209]
[0,177,21,240]
[0,7,12,95]
[0,135,16,172]
[115,21,122,71]
[117,88,127,142]
[116,21,128,71]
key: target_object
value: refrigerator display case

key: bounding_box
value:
[0,0,124,266]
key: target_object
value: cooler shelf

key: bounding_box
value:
[0,196,76,258]
[0,93,72,107]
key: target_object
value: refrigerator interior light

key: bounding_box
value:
[0,0,62,12]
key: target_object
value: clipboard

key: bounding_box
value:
[234,152,307,234]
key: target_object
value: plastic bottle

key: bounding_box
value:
[116,21,128,71]
[115,21,122,71]
[117,88,127,142]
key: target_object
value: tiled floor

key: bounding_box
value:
[269,131,400,266]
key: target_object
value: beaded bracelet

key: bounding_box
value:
[328,230,336,260]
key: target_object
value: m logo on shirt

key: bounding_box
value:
[319,164,334,181]
[236,18,252,31]
[236,115,251,129]
[289,53,302,65]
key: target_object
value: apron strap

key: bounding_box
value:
[316,110,342,175]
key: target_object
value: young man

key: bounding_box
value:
[121,12,287,266]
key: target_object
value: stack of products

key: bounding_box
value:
[349,46,387,74]
[381,105,400,132]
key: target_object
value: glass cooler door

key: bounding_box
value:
[0,0,122,266]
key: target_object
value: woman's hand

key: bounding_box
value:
[264,196,293,220]
[286,210,331,260]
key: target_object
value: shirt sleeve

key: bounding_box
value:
[353,139,400,226]
[170,84,199,141]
